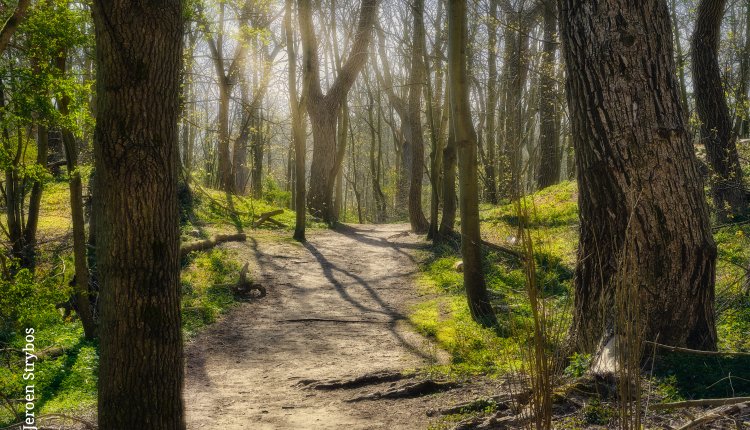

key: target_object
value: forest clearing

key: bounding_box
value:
[2,0,750,429]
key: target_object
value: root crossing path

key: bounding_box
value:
[184,224,480,430]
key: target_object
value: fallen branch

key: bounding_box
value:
[651,396,750,410]
[180,233,246,257]
[481,239,524,260]
[675,400,750,430]
[346,379,459,402]
[252,209,284,228]
[645,341,750,357]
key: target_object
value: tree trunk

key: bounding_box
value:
[286,0,307,241]
[692,0,748,222]
[439,110,457,238]
[560,0,718,355]
[56,53,97,340]
[91,1,185,428]
[20,124,47,271]
[299,0,379,225]
[448,0,498,329]
[407,0,429,233]
[536,0,560,189]
[483,0,499,203]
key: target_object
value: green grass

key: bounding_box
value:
[412,182,577,377]
[190,185,326,233]
[180,248,243,339]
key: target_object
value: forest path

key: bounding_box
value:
[183,223,493,429]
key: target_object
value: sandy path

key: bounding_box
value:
[184,224,463,430]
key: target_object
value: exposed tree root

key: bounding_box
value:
[297,370,410,390]
[426,394,513,417]
[346,379,459,402]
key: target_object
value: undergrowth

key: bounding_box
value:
[413,180,750,407]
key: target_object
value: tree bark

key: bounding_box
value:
[91,1,185,428]
[448,0,498,328]
[559,0,718,355]
[692,0,748,222]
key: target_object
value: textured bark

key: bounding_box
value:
[692,0,748,222]
[448,0,498,328]
[536,0,560,189]
[299,0,379,224]
[560,0,718,353]
[91,1,185,428]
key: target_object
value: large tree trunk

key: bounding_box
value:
[536,0,560,189]
[692,0,748,222]
[299,0,379,225]
[91,1,185,428]
[448,0,498,328]
[560,0,718,356]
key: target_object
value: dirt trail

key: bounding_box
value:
[184,223,494,430]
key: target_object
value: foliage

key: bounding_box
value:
[563,353,591,378]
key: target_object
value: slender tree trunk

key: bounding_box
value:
[439,106,456,238]
[560,0,718,355]
[484,0,499,203]
[91,1,185,428]
[692,0,748,222]
[20,125,47,270]
[448,0,498,328]
[367,88,387,222]
[671,0,690,115]
[217,80,235,193]
[56,53,96,340]
[286,0,307,241]
[407,0,429,233]
[735,0,750,138]
[536,0,560,189]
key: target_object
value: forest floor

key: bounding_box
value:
[183,223,502,430]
